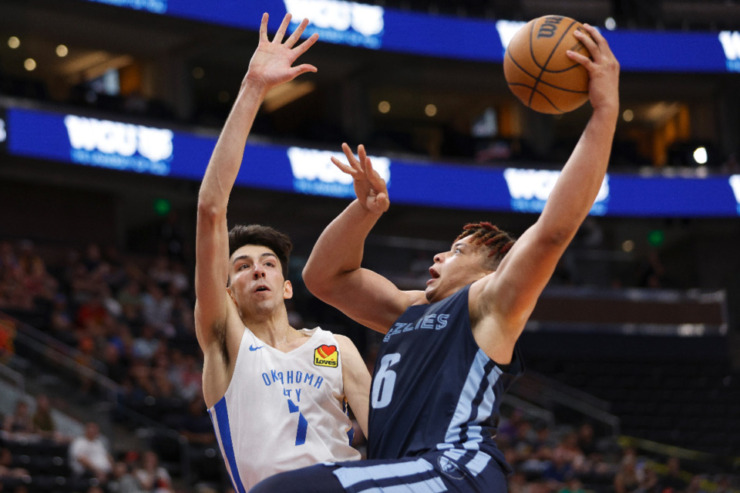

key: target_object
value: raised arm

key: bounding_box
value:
[473,24,620,352]
[195,13,318,352]
[303,144,425,333]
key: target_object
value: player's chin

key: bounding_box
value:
[424,285,436,302]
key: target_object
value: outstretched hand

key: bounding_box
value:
[244,13,319,91]
[567,24,619,114]
[331,143,390,214]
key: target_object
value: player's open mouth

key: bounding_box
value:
[255,286,270,292]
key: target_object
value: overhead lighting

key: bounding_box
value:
[24,58,37,71]
[8,36,20,49]
[622,109,634,122]
[56,44,69,57]
[425,104,437,117]
[378,100,391,114]
[605,17,617,30]
[693,146,708,165]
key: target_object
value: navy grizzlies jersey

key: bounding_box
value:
[367,285,523,466]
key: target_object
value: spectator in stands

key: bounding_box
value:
[69,422,113,483]
[658,457,688,492]
[108,461,143,493]
[31,394,57,438]
[103,341,128,384]
[177,396,215,448]
[0,447,30,481]
[133,450,172,493]
[132,324,160,361]
[49,293,76,345]
[140,283,173,333]
[542,446,576,488]
[638,466,660,493]
[3,399,33,435]
[614,449,641,493]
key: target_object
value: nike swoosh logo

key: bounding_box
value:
[249,345,263,351]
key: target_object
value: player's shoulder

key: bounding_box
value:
[406,289,429,307]
[330,333,356,350]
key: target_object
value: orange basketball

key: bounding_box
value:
[503,15,592,114]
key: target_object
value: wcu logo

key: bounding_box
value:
[64,115,173,162]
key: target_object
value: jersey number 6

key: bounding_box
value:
[371,353,401,409]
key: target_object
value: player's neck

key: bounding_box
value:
[243,309,303,351]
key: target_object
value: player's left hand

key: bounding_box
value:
[331,143,390,214]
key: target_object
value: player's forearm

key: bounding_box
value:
[197,82,268,213]
[538,105,618,240]
[303,200,383,287]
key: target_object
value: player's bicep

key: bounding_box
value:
[480,224,568,329]
[316,268,421,333]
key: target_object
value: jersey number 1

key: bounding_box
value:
[288,399,307,446]
[371,353,401,409]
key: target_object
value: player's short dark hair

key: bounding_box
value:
[456,221,516,271]
[228,224,292,279]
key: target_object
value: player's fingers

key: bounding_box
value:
[292,33,319,58]
[376,193,390,211]
[341,143,362,172]
[285,18,309,47]
[288,64,318,79]
[565,49,593,69]
[358,145,368,172]
[274,13,292,43]
[365,157,388,192]
[573,27,598,57]
[259,13,269,41]
[330,156,357,176]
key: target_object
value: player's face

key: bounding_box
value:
[228,244,292,316]
[425,236,492,302]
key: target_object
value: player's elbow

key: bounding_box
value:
[197,198,225,223]
[302,263,330,298]
[536,220,577,249]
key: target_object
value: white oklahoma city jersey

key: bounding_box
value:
[207,326,359,491]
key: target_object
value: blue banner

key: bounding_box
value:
[4,106,740,217]
[81,0,740,73]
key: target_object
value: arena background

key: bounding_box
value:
[1,0,740,491]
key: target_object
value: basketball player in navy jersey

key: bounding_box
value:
[195,13,370,491]
[250,23,619,492]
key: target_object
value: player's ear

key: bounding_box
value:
[283,280,293,300]
[227,284,238,305]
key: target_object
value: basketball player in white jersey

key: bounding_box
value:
[194,13,371,491]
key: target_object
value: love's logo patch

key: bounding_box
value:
[314,344,338,368]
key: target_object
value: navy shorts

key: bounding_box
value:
[250,449,508,492]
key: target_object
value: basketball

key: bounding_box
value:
[503,15,592,114]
